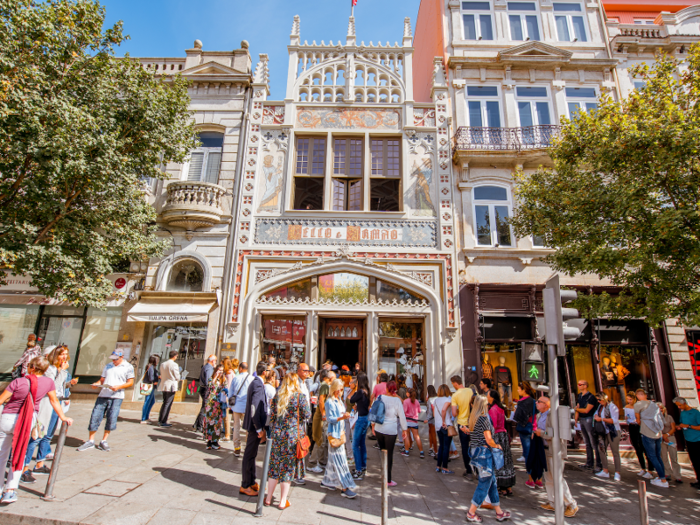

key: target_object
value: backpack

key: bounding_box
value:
[369,395,386,425]
[640,401,664,435]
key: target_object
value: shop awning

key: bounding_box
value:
[127,301,215,323]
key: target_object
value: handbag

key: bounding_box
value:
[296,401,311,459]
[593,407,607,436]
[447,425,458,437]
[329,432,347,448]
[140,383,153,396]
[27,383,45,441]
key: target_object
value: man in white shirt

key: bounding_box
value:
[77,349,134,453]
[158,350,181,427]
[230,362,253,457]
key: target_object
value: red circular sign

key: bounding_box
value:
[114,278,127,290]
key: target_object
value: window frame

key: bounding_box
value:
[553,2,588,43]
[633,19,655,25]
[185,133,224,184]
[461,1,495,41]
[514,86,552,127]
[506,2,541,42]
[465,86,503,128]
[293,135,327,210]
[333,136,364,178]
[472,185,515,248]
[565,86,598,119]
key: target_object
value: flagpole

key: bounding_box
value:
[351,5,354,17]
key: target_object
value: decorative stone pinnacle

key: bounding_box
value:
[404,17,412,38]
[291,15,300,36]
[432,56,446,88]
[253,54,269,84]
[348,16,356,37]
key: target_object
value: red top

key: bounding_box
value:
[489,404,506,434]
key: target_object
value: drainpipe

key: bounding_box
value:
[216,83,252,352]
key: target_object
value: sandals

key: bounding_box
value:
[500,489,513,497]
[277,500,291,510]
[466,513,482,523]
[496,511,511,522]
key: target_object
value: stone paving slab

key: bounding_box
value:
[0,404,699,525]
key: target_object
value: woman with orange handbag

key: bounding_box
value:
[264,373,310,510]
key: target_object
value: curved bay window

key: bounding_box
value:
[473,185,513,247]
[167,260,204,292]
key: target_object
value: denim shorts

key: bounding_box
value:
[88,397,123,432]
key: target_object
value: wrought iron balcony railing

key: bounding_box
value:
[453,125,560,152]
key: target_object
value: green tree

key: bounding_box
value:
[0,0,196,306]
[511,46,700,327]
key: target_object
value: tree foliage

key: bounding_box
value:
[0,0,196,306]
[511,46,700,327]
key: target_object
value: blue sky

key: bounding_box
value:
[101,0,422,100]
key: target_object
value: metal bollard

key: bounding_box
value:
[254,432,273,518]
[381,449,388,525]
[638,479,649,525]
[42,421,68,501]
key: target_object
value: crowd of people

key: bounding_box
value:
[2,334,700,521]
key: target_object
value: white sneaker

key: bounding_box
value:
[650,478,669,488]
[595,470,609,479]
[307,466,323,474]
[614,473,621,481]
[516,456,526,463]
[637,470,646,477]
[642,472,653,479]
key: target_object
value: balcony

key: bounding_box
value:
[160,181,227,230]
[453,125,560,152]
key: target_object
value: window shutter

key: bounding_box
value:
[187,152,204,181]
[205,152,222,183]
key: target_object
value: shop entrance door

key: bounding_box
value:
[36,306,87,371]
[321,318,364,370]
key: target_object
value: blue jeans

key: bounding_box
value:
[141,388,157,421]
[471,467,500,508]
[352,416,368,471]
[437,428,452,469]
[25,410,59,466]
[641,435,666,479]
[519,431,531,472]
[88,397,123,432]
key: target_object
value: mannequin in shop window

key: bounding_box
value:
[482,354,494,381]
[601,357,623,407]
[611,355,629,408]
[494,357,513,414]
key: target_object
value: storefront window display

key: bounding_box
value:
[687,331,700,400]
[378,320,424,399]
[481,343,520,414]
[0,305,40,376]
[567,344,597,396]
[37,306,86,365]
[261,315,306,366]
[600,345,654,408]
[75,307,123,375]
[167,259,204,292]
[145,324,208,402]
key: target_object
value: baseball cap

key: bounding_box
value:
[110,349,124,360]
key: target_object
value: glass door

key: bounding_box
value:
[37,307,87,372]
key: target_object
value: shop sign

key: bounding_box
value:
[129,314,209,322]
[114,277,127,290]
[255,218,437,248]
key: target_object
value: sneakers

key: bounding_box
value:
[420,451,425,459]
[0,490,17,505]
[307,466,324,474]
[352,470,364,480]
[98,441,110,452]
[77,441,95,452]
[534,480,543,489]
[33,465,51,475]
[373,444,381,450]
[211,443,221,451]
[429,449,436,457]
[387,481,398,487]
[564,506,579,518]
[400,450,410,457]
[614,473,621,482]
[160,423,172,428]
[525,480,535,489]
[449,452,460,459]
[292,478,305,485]
[637,470,647,477]
[595,470,609,479]
[44,453,54,460]
[441,469,454,475]
[578,463,593,470]
[541,503,555,512]
[651,478,669,488]
[516,456,526,463]
[20,471,36,484]
[320,482,336,490]
[233,448,242,458]
[341,489,357,499]
[642,471,654,480]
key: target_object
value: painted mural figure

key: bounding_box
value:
[411,158,436,216]
[258,155,283,211]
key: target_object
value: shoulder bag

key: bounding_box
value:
[140,365,154,396]
[440,398,458,436]
[593,406,607,436]
[27,379,45,440]
[296,396,311,459]
[516,398,536,434]
[228,373,249,406]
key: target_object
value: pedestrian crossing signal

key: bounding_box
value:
[524,361,545,383]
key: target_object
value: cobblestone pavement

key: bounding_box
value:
[1,404,699,525]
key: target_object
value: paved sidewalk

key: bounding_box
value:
[1,404,699,525]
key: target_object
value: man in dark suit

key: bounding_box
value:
[240,361,268,496]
